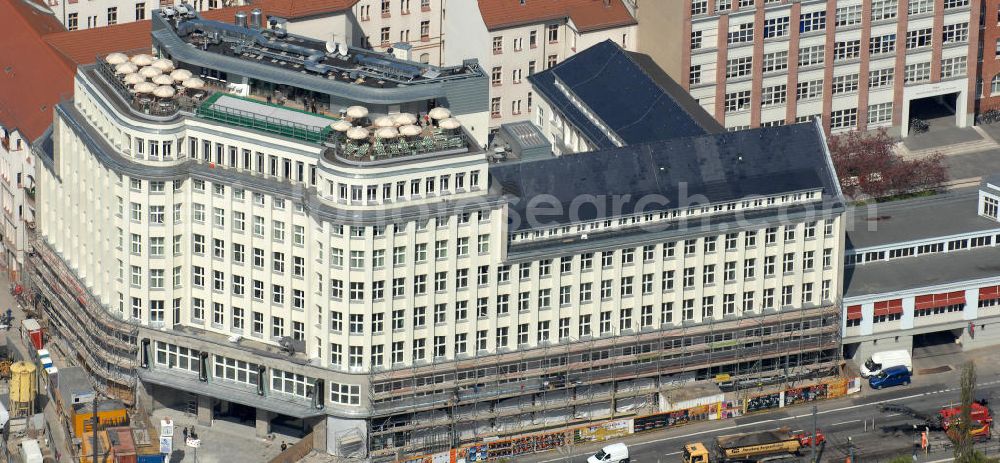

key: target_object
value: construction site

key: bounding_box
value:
[24,238,139,405]
[367,303,844,461]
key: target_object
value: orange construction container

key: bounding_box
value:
[72,401,128,437]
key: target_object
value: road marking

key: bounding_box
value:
[830,420,862,426]
[664,451,682,456]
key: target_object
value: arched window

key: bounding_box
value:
[419,53,430,64]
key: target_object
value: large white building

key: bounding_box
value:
[29,7,848,461]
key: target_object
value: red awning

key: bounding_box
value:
[980,285,1000,301]
[915,291,966,309]
[846,305,862,321]
[873,299,903,316]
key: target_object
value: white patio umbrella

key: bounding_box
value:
[123,73,145,85]
[439,118,462,130]
[398,124,422,137]
[115,62,138,75]
[346,127,370,140]
[170,69,193,81]
[393,113,417,126]
[152,74,174,85]
[331,120,353,132]
[375,127,399,139]
[182,78,205,89]
[428,107,451,120]
[153,85,176,98]
[345,105,368,119]
[133,81,157,94]
[138,66,162,78]
[151,58,175,72]
[130,54,154,66]
[373,116,395,128]
[105,52,129,65]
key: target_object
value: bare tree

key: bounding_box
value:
[827,129,947,200]
[955,361,976,463]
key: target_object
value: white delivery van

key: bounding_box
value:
[588,443,630,463]
[860,350,912,378]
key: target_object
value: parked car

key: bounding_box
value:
[869,365,912,389]
[860,350,912,378]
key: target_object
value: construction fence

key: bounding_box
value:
[396,376,862,463]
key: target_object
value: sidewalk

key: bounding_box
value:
[0,274,73,463]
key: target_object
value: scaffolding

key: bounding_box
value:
[25,239,139,405]
[366,303,843,460]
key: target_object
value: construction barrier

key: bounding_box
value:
[401,377,862,463]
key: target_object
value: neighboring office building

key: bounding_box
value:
[351,0,445,66]
[977,0,1000,113]
[31,5,848,460]
[636,0,978,137]
[1,0,165,285]
[446,0,638,137]
[841,186,1000,367]
[38,0,245,31]
[528,39,722,155]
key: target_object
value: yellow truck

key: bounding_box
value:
[683,428,806,463]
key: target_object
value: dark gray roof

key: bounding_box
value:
[844,246,1000,298]
[527,39,721,150]
[489,122,842,231]
[845,189,1000,250]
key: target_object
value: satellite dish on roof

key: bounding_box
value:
[325,40,337,54]
[337,42,348,57]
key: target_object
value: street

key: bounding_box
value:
[521,348,1000,463]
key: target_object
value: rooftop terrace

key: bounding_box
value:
[151,8,485,95]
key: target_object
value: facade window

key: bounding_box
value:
[726,56,753,79]
[868,102,893,124]
[68,13,78,30]
[944,0,969,7]
[941,56,968,78]
[835,4,862,26]
[796,79,823,100]
[798,45,824,67]
[871,0,898,21]
[905,62,931,83]
[906,28,933,49]
[942,23,969,44]
[691,0,707,15]
[830,108,859,130]
[689,65,702,85]
[763,16,789,38]
[547,23,558,42]
[762,51,788,73]
[869,34,896,54]
[833,40,861,61]
[909,0,933,15]
[724,90,752,112]
[869,68,894,88]
[832,74,860,94]
[271,369,314,399]
[691,30,703,50]
[799,11,826,33]
[762,85,787,107]
[135,3,145,20]
[107,7,118,25]
[727,23,754,44]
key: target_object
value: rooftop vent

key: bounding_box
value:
[235,11,247,28]
[250,8,263,29]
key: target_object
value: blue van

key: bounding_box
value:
[869,365,911,389]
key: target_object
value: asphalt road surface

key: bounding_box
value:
[522,368,1000,463]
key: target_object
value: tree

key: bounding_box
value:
[827,129,947,200]
[955,361,977,463]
